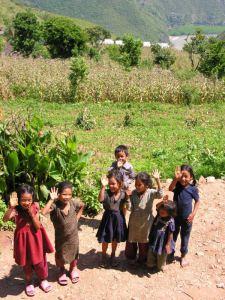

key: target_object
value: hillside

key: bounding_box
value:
[0,0,96,29]
[15,0,225,40]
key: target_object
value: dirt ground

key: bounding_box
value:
[0,180,225,300]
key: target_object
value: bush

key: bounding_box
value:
[120,35,142,67]
[151,44,176,69]
[11,11,41,56]
[75,108,96,130]
[86,26,111,47]
[107,44,122,62]
[0,116,91,202]
[181,84,201,105]
[87,47,101,61]
[31,43,51,59]
[0,199,15,230]
[69,56,89,99]
[43,17,87,58]
[197,39,225,80]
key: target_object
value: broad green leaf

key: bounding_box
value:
[40,184,49,200]
[7,151,19,174]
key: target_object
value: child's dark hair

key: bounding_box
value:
[16,184,36,213]
[180,164,196,186]
[57,181,73,194]
[135,172,153,188]
[17,184,36,203]
[107,170,123,185]
[157,200,177,218]
[114,145,129,157]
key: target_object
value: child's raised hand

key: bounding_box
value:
[9,192,18,208]
[50,187,58,201]
[117,160,124,168]
[152,169,160,180]
[101,175,108,187]
[175,166,181,180]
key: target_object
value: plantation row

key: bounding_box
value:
[0,55,225,104]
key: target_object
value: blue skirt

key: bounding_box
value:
[96,210,128,243]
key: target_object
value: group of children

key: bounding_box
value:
[3,144,200,297]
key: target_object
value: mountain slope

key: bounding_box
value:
[14,0,225,40]
[0,0,96,29]
[15,0,168,41]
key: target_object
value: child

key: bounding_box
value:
[125,170,163,263]
[3,184,53,297]
[169,165,200,267]
[147,200,176,272]
[42,181,84,285]
[109,145,135,190]
[96,170,128,267]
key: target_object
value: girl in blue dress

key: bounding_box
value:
[147,200,176,272]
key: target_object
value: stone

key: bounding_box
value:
[199,176,206,184]
[216,283,225,289]
[206,176,215,183]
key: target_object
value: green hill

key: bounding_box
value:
[4,0,225,40]
[0,0,96,29]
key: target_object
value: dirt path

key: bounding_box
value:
[0,180,225,300]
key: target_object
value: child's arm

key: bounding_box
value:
[28,204,41,231]
[165,232,173,254]
[98,176,108,202]
[76,202,85,220]
[187,199,200,223]
[42,187,58,215]
[3,207,16,222]
[169,166,181,191]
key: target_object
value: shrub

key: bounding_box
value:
[11,11,41,56]
[43,17,87,58]
[0,116,91,202]
[75,108,96,130]
[87,47,101,61]
[31,43,51,59]
[181,84,201,105]
[197,39,225,80]
[86,26,111,47]
[120,35,142,67]
[151,44,176,69]
[69,56,89,99]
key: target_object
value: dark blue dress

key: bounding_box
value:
[96,190,128,243]
[149,215,175,255]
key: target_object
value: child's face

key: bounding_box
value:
[58,188,72,204]
[180,170,192,187]
[20,193,33,210]
[159,208,169,218]
[115,151,128,164]
[135,179,148,194]
[108,177,121,193]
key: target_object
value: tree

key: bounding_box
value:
[197,39,225,80]
[11,11,41,56]
[120,35,142,67]
[86,26,111,47]
[183,30,206,69]
[43,17,87,58]
[151,44,176,69]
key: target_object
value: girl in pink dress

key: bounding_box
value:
[3,184,54,297]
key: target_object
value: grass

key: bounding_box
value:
[169,24,225,36]
[1,98,224,179]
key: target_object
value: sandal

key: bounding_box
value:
[40,280,52,293]
[99,255,107,268]
[58,272,68,286]
[25,284,35,297]
[70,268,79,284]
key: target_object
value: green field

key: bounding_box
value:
[1,99,224,179]
[168,24,225,36]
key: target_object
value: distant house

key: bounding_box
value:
[115,40,123,45]
[143,41,151,47]
[102,39,114,45]
[158,42,169,48]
